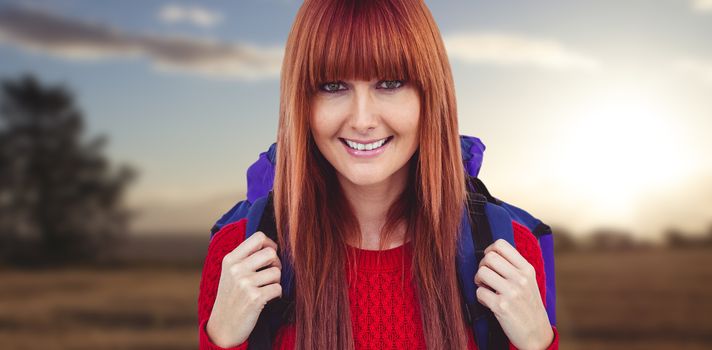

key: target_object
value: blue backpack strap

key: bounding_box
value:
[245,192,296,350]
[245,196,269,239]
[466,176,557,327]
[458,176,515,350]
[498,201,557,326]
[244,192,295,301]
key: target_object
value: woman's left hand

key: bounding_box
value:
[474,239,554,350]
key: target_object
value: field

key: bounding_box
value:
[556,247,712,349]
[1,236,711,349]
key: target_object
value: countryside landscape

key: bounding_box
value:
[2,232,712,349]
[2,1,712,348]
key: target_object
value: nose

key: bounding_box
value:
[348,84,378,134]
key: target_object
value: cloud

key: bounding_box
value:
[691,0,712,12]
[0,5,283,80]
[158,4,223,28]
[443,32,600,71]
[674,58,712,85]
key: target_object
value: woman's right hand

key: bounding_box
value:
[205,231,283,348]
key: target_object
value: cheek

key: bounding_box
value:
[310,113,335,143]
[390,102,420,140]
[310,102,344,140]
[389,89,420,136]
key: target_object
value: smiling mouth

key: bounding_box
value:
[339,136,394,151]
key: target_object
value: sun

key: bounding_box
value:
[556,86,692,226]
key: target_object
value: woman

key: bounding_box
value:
[198,0,559,349]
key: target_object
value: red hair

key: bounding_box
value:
[274,0,467,348]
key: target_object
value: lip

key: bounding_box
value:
[339,136,393,158]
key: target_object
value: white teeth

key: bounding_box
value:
[345,137,388,151]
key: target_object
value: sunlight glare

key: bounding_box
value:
[557,87,691,226]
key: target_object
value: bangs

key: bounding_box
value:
[304,1,420,94]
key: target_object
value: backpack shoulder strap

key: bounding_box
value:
[458,175,515,350]
[245,178,519,350]
[496,201,557,327]
[244,192,295,350]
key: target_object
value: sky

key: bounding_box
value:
[0,0,711,241]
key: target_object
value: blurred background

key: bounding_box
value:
[0,0,711,349]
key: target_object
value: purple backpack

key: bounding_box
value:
[209,135,556,350]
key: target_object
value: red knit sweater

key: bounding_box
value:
[198,218,559,350]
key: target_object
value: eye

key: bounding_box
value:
[377,80,405,90]
[319,81,347,93]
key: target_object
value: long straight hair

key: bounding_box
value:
[273,0,468,348]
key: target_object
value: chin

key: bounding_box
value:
[348,177,385,187]
[339,168,388,187]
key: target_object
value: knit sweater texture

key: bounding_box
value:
[198,218,560,350]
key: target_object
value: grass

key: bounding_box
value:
[556,247,712,349]
[1,244,711,349]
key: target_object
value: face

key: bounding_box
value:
[310,78,420,188]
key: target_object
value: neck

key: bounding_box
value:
[338,163,410,250]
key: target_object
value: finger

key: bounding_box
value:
[484,239,530,271]
[476,285,498,311]
[479,250,519,280]
[243,246,282,272]
[229,231,278,262]
[251,266,281,287]
[258,282,283,302]
[474,265,508,294]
